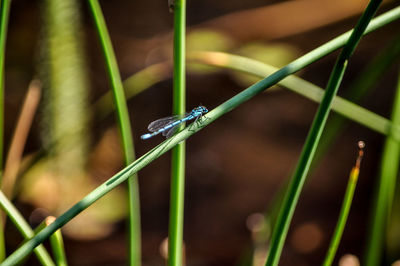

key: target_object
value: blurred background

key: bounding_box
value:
[2,0,400,265]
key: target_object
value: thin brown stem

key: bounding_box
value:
[1,80,42,198]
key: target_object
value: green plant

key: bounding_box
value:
[169,0,187,265]
[323,141,364,266]
[0,1,399,265]
[87,1,141,264]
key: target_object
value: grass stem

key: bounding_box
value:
[0,0,12,261]
[0,191,55,266]
[322,142,364,266]
[0,0,11,176]
[46,217,68,266]
[169,0,187,265]
[87,1,141,265]
[365,63,400,266]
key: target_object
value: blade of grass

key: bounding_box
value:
[365,67,400,266]
[387,174,400,261]
[0,191,55,266]
[323,141,365,266]
[169,0,186,265]
[342,34,400,104]
[316,32,400,162]
[86,1,141,265]
[0,0,12,261]
[265,1,382,265]
[46,217,68,266]
[0,0,11,178]
[34,217,67,266]
[2,6,399,265]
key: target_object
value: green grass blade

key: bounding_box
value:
[365,66,400,266]
[387,172,400,260]
[265,1,382,265]
[86,1,141,265]
[33,217,68,266]
[46,217,68,266]
[0,191,55,266]
[0,0,12,261]
[323,142,364,266]
[2,5,399,265]
[169,145,186,266]
[316,33,400,162]
[0,225,4,263]
[169,0,187,265]
[344,34,400,103]
[0,0,11,176]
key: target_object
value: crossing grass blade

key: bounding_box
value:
[0,191,55,266]
[315,33,400,163]
[265,1,382,265]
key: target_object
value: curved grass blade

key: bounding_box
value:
[86,1,141,265]
[265,1,382,265]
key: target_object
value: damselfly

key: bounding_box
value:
[141,106,208,140]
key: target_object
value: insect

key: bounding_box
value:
[141,106,208,140]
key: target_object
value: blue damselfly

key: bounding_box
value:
[141,106,208,140]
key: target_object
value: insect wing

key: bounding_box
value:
[163,124,181,138]
[147,115,181,132]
